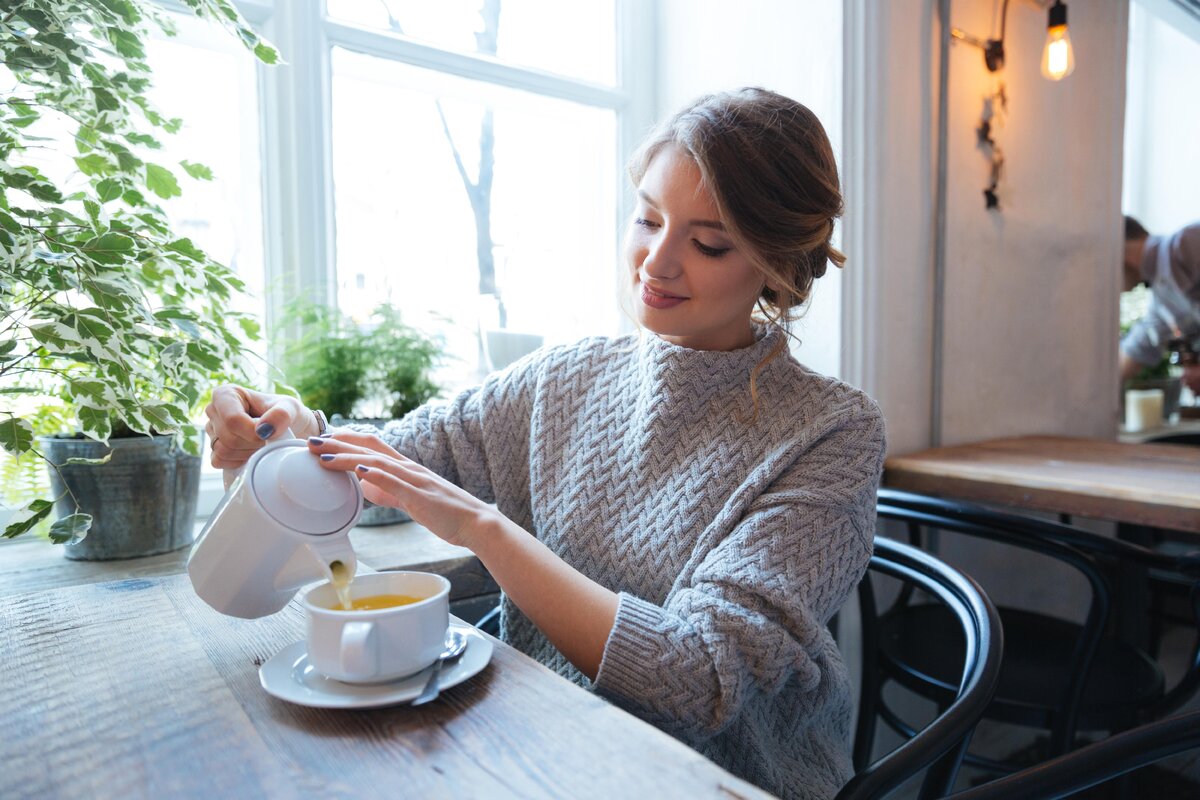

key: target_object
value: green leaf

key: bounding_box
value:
[29,322,80,350]
[85,276,136,309]
[141,404,177,433]
[74,309,117,341]
[78,406,112,442]
[180,160,213,181]
[253,42,280,64]
[75,154,112,177]
[48,513,92,545]
[92,88,120,112]
[0,417,34,455]
[237,316,261,340]
[83,199,102,226]
[109,28,145,59]
[144,163,181,199]
[3,499,55,540]
[81,233,135,264]
[96,178,123,202]
[0,210,21,234]
[165,238,205,261]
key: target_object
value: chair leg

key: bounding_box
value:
[853,665,881,771]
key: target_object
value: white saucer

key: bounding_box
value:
[260,623,493,709]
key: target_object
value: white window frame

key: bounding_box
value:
[158,0,655,516]
[242,0,654,349]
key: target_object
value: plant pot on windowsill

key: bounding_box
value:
[329,416,411,527]
[41,433,203,561]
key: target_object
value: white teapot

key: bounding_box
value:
[187,432,362,619]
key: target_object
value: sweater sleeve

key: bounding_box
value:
[591,404,885,743]
[360,351,541,504]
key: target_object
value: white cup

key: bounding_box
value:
[1124,388,1165,432]
[302,571,450,684]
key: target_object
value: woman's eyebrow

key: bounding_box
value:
[637,190,725,230]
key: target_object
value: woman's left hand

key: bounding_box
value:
[307,431,494,548]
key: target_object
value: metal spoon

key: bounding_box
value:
[411,630,468,706]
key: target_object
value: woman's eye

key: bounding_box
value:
[694,240,730,258]
[634,217,660,229]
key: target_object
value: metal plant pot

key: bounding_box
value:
[41,434,201,561]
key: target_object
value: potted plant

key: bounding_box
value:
[0,0,276,558]
[280,301,444,525]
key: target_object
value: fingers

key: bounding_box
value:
[254,396,305,441]
[204,384,310,469]
[205,385,260,446]
[316,428,406,460]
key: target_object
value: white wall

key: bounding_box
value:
[655,0,844,379]
[1123,0,1200,234]
[848,0,1127,453]
[937,0,1127,446]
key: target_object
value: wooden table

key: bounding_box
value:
[0,573,771,799]
[0,520,497,602]
[883,435,1200,533]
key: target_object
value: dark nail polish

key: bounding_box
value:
[255,422,275,440]
[320,454,335,462]
[308,436,324,445]
[319,432,334,438]
[356,464,370,472]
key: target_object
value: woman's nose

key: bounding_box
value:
[642,235,682,279]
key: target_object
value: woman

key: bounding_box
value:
[206,87,885,800]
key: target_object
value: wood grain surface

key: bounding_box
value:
[884,435,1200,532]
[0,575,772,800]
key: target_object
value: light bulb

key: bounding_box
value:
[1041,1,1075,81]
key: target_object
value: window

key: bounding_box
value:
[132,0,646,514]
[144,13,266,357]
[241,0,644,393]
[328,49,618,385]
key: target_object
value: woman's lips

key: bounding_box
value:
[641,283,687,310]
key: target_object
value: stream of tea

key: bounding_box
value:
[329,560,353,610]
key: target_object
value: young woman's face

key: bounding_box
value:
[625,146,765,352]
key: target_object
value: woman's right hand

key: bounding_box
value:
[203,385,319,470]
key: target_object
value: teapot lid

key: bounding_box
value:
[250,442,362,535]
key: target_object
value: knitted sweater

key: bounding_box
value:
[374,325,886,800]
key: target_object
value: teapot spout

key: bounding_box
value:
[272,537,358,595]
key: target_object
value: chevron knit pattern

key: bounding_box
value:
[374,324,886,800]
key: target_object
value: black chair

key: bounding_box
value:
[837,536,1003,800]
[872,488,1200,777]
[1121,431,1200,656]
[946,709,1200,799]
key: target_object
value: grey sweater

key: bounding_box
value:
[376,325,886,800]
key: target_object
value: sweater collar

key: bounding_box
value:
[637,322,785,388]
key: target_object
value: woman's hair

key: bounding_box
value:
[628,87,845,402]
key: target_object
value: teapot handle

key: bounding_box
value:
[221,426,297,490]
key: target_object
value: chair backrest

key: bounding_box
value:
[877,488,1200,727]
[945,709,1200,800]
[836,536,1003,800]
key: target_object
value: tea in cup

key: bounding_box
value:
[302,571,450,683]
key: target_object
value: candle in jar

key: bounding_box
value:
[1124,388,1164,432]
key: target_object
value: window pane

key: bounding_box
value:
[326,0,617,86]
[144,17,266,357]
[145,15,265,499]
[330,47,618,394]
